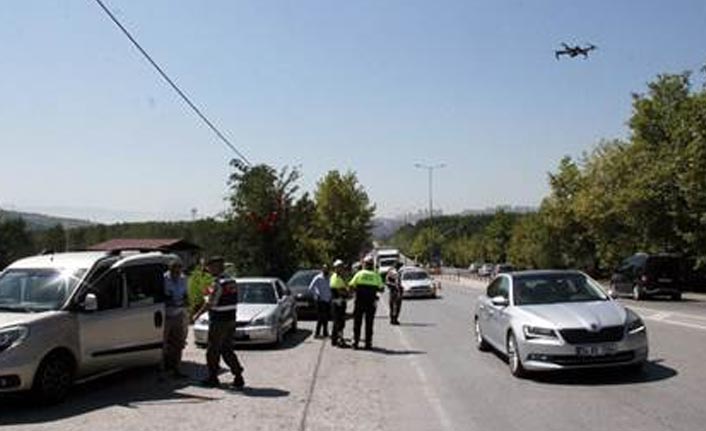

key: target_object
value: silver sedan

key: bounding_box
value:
[473,270,648,377]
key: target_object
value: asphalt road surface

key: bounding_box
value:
[2,277,705,431]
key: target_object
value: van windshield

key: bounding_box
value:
[0,268,86,312]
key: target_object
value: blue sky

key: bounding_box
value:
[1,0,705,222]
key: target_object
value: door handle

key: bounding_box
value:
[154,311,164,328]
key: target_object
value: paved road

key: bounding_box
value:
[2,278,706,431]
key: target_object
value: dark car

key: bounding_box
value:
[287,269,321,318]
[610,253,683,300]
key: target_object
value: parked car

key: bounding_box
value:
[286,269,321,318]
[610,253,683,300]
[468,262,483,274]
[494,263,514,276]
[194,277,297,347]
[0,250,174,403]
[474,270,648,378]
[478,263,495,277]
[399,267,438,298]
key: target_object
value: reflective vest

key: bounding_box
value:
[330,273,348,290]
[209,275,238,322]
[349,269,384,291]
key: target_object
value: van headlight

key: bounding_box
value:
[0,326,29,353]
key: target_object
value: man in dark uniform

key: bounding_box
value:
[348,256,384,350]
[192,256,245,389]
[386,262,404,325]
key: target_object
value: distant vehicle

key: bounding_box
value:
[399,267,438,298]
[194,277,297,347]
[286,269,321,317]
[474,270,648,378]
[468,262,483,274]
[494,264,514,276]
[375,248,400,276]
[0,250,175,403]
[554,42,597,60]
[610,253,683,301]
[478,264,495,278]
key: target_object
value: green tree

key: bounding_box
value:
[314,170,376,264]
[0,218,34,269]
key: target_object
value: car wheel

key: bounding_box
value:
[632,285,644,301]
[33,352,74,405]
[506,332,527,378]
[671,292,682,301]
[474,318,489,351]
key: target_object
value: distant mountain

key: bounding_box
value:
[371,217,407,240]
[0,209,94,230]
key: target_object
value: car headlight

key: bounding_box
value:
[523,325,558,340]
[197,316,209,326]
[251,315,272,326]
[0,326,29,353]
[626,311,646,335]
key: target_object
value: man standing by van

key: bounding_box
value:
[192,256,245,389]
[163,257,189,377]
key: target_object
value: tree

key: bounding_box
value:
[226,161,302,278]
[314,170,376,264]
[0,218,34,269]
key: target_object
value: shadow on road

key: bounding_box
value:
[366,346,426,356]
[397,322,436,328]
[239,386,290,398]
[234,328,313,351]
[530,359,678,386]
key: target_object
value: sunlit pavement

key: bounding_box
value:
[2,279,706,431]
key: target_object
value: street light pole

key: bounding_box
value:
[414,163,446,265]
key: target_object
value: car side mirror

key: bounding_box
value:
[607,290,618,299]
[491,296,509,307]
[83,293,98,312]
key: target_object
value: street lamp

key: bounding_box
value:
[414,163,446,265]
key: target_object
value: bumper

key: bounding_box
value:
[402,287,436,298]
[0,345,42,392]
[518,332,648,371]
[193,324,279,347]
[643,285,680,296]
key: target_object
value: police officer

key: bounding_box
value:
[386,262,404,325]
[348,256,384,350]
[330,259,349,347]
[192,256,245,389]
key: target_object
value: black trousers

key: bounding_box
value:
[353,286,378,346]
[315,300,331,337]
[389,290,403,323]
[331,298,347,344]
[207,319,244,380]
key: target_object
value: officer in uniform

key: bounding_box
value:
[348,256,384,350]
[386,262,404,325]
[192,256,245,389]
[329,259,350,347]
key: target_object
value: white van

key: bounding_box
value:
[0,251,174,403]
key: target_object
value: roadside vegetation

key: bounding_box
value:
[391,70,706,276]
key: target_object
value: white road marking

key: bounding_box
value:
[382,301,456,431]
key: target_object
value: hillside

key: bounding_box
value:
[0,209,94,230]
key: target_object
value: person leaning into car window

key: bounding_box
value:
[192,256,245,390]
[163,257,189,378]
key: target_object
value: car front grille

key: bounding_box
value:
[543,351,635,366]
[559,326,625,344]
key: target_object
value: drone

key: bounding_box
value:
[554,43,597,60]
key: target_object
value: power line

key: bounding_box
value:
[91,0,251,166]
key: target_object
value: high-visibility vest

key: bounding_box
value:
[349,269,384,291]
[330,273,348,290]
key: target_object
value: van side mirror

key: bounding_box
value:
[83,293,98,312]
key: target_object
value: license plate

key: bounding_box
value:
[576,344,617,357]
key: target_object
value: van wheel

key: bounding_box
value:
[632,285,644,301]
[507,332,527,378]
[33,352,74,404]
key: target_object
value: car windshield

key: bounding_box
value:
[238,282,277,304]
[513,273,608,305]
[402,271,429,281]
[0,268,86,311]
[287,270,320,292]
[379,259,397,267]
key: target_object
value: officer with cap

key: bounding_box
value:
[329,259,350,347]
[348,255,384,350]
[192,256,245,389]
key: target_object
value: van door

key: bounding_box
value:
[77,262,166,374]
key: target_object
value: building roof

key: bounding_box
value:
[88,238,200,252]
